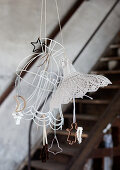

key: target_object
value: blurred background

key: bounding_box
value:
[0,0,120,170]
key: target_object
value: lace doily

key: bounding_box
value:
[50,58,112,110]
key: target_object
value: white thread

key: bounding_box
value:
[43,116,48,145]
[73,97,76,123]
[40,0,43,38]
[45,0,47,52]
[84,95,93,100]
[54,0,64,47]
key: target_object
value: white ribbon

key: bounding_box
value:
[43,115,48,146]
[73,97,76,123]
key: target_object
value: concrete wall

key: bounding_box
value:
[0,0,120,170]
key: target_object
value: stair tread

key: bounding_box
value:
[74,99,109,104]
[53,130,88,138]
[90,147,120,158]
[100,56,120,62]
[64,114,98,121]
[110,44,120,48]
[39,144,78,156]
[50,144,78,156]
[31,160,66,170]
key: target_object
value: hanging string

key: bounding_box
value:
[73,97,76,123]
[43,115,48,145]
[59,106,64,130]
[84,94,93,100]
[43,117,45,145]
[40,0,64,53]
[45,0,47,52]
[40,0,44,39]
[54,0,64,47]
[44,120,48,145]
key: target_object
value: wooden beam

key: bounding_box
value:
[51,130,88,138]
[31,160,66,170]
[110,44,120,49]
[90,147,120,158]
[64,114,98,121]
[66,90,120,170]
[39,145,78,157]
[100,56,120,62]
[74,99,109,104]
[113,117,120,127]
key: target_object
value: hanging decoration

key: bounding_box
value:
[13,0,112,159]
[48,119,63,155]
[50,58,111,110]
[77,127,83,144]
[50,57,111,144]
[40,115,49,162]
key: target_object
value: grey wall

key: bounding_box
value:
[0,0,120,170]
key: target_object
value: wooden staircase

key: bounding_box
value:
[19,34,120,170]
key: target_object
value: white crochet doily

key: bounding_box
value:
[50,58,112,110]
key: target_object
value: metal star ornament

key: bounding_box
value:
[31,38,46,53]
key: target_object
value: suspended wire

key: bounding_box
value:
[40,0,64,48]
[40,0,43,39]
[54,0,64,47]
[13,0,64,130]
[45,0,47,52]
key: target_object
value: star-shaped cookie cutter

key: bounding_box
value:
[31,38,47,53]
